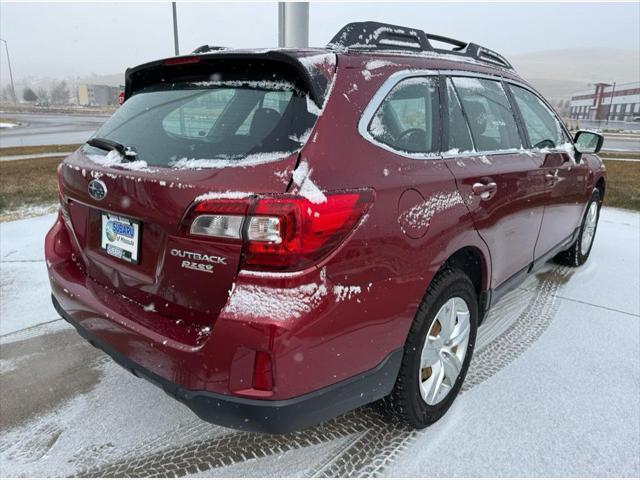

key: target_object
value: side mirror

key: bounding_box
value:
[573,130,604,154]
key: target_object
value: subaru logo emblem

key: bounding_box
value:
[88,179,107,201]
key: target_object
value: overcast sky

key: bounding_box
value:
[1,1,638,83]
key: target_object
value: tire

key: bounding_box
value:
[554,190,601,267]
[383,268,478,428]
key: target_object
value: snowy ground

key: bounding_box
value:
[0,208,638,477]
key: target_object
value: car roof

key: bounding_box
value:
[125,20,536,103]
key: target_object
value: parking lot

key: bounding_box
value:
[1,207,638,477]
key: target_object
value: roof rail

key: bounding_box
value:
[327,21,513,70]
[192,45,227,54]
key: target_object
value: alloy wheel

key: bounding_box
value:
[580,202,598,256]
[419,296,471,405]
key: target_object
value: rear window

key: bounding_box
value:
[83,79,317,168]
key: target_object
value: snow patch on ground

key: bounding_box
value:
[0,203,58,222]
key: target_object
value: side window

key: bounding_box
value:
[368,76,439,154]
[236,90,293,135]
[163,89,234,138]
[452,77,522,152]
[509,85,569,149]
[445,78,474,153]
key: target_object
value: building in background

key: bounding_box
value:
[569,81,640,121]
[77,84,120,106]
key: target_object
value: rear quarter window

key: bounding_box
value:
[367,76,440,154]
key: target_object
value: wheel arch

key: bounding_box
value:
[595,176,606,205]
[437,246,490,321]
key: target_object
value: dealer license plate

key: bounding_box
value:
[101,212,140,263]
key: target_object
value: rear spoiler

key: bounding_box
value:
[124,50,334,108]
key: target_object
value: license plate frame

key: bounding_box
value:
[100,212,141,264]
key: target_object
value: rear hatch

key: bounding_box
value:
[58,51,336,330]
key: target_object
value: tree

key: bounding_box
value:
[35,87,49,105]
[50,81,70,105]
[1,85,13,102]
[23,87,37,102]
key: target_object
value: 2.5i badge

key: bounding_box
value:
[101,212,141,263]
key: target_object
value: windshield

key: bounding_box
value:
[84,80,317,167]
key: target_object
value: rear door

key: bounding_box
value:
[507,83,588,259]
[442,75,546,291]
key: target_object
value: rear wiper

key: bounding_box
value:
[86,137,137,161]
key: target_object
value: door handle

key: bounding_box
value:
[472,181,497,200]
[545,170,559,185]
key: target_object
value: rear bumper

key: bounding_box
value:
[53,294,401,433]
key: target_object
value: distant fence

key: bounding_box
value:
[563,118,640,133]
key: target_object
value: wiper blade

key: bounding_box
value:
[86,137,137,161]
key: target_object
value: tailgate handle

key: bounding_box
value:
[472,181,497,200]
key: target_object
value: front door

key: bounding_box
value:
[507,83,588,259]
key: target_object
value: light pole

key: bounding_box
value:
[278,2,309,48]
[0,38,17,104]
[172,2,180,56]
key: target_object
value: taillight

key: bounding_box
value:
[182,190,374,271]
[244,191,374,271]
[182,199,248,239]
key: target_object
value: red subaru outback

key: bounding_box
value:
[46,22,606,433]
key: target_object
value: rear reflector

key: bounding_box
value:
[253,351,273,391]
[183,189,374,271]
